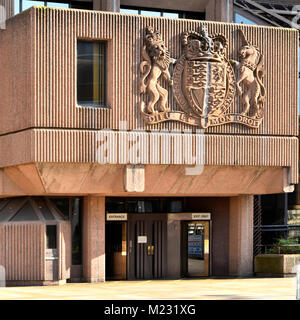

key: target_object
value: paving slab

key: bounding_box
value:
[0,278,297,300]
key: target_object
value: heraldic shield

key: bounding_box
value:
[173,28,236,127]
[183,60,228,117]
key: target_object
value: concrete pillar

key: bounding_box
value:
[93,0,120,12]
[205,0,233,22]
[167,218,181,279]
[82,196,106,282]
[229,195,253,277]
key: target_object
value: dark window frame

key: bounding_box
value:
[46,224,57,249]
[76,39,109,109]
[47,197,83,265]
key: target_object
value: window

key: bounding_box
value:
[49,197,82,265]
[234,12,256,25]
[120,7,205,20]
[120,8,178,18]
[14,0,69,15]
[22,0,44,11]
[46,225,57,249]
[77,40,107,108]
[71,198,82,265]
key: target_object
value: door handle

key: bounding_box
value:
[147,245,155,255]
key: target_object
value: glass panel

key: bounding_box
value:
[163,12,179,19]
[70,2,92,10]
[50,198,70,219]
[106,223,123,253]
[10,201,39,221]
[180,12,205,20]
[46,225,57,249]
[14,0,20,14]
[106,198,126,213]
[105,222,126,280]
[46,2,69,8]
[141,10,161,17]
[22,1,45,11]
[234,13,256,25]
[120,8,139,15]
[164,199,182,212]
[35,198,55,220]
[71,198,82,265]
[288,209,300,243]
[127,200,157,213]
[77,40,107,107]
[187,223,205,275]
[0,199,8,212]
[0,198,26,221]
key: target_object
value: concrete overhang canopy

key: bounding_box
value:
[0,197,67,223]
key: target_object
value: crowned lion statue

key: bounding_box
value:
[140,26,173,114]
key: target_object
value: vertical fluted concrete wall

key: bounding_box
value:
[31,7,298,135]
[0,7,297,186]
[0,223,45,281]
[0,9,33,135]
[0,7,298,136]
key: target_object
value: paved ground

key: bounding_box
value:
[0,277,298,300]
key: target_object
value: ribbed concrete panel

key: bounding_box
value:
[0,223,45,281]
[32,129,298,184]
[0,130,34,168]
[0,9,33,135]
[27,7,298,136]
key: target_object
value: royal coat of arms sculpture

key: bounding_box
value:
[139,25,266,129]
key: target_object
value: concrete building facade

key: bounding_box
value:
[0,0,298,284]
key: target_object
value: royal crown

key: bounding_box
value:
[182,25,227,63]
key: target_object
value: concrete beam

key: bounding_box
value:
[93,0,120,12]
[206,0,233,22]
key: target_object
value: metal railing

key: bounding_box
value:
[259,224,300,232]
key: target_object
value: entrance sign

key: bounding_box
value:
[107,213,127,221]
[137,236,147,244]
[192,213,211,220]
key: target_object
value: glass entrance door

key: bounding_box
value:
[182,221,210,277]
[105,222,127,280]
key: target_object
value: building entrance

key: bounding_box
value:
[181,221,210,277]
[127,214,167,280]
[105,198,213,280]
[105,221,127,280]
